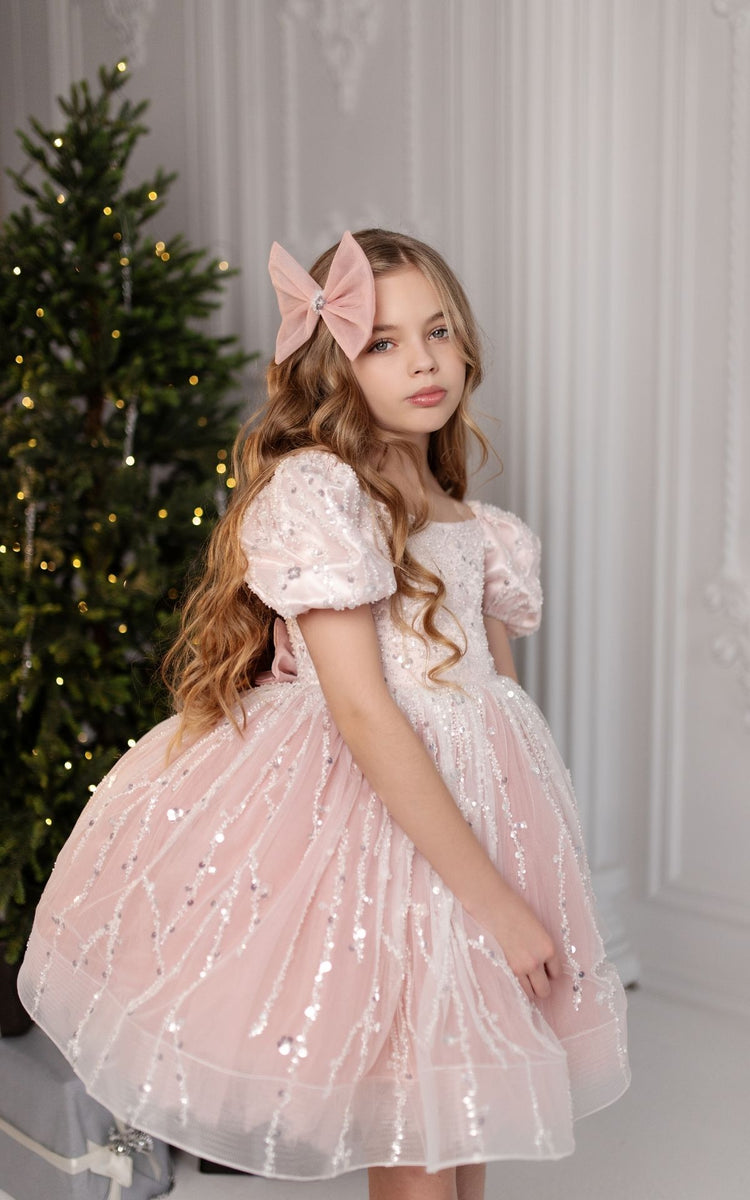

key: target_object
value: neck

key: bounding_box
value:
[376,440,437,509]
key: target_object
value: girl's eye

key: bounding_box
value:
[429,326,449,341]
[369,338,393,353]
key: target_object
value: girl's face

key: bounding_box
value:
[350,266,467,449]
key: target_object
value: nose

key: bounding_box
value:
[408,339,438,374]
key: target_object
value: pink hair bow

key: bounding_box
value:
[268,230,376,363]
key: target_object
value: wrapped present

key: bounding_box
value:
[0,1026,172,1200]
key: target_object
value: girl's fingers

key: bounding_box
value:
[519,976,534,1002]
[528,966,552,999]
[546,953,563,979]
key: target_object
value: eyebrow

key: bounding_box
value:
[371,311,446,333]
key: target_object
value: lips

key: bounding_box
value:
[406,387,446,407]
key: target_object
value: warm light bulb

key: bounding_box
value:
[13,266,21,275]
[115,398,125,409]
[45,817,53,825]
[194,507,204,517]
[118,623,128,633]
[72,556,82,568]
[158,508,168,519]
[216,463,227,474]
[16,490,25,500]
[155,241,165,253]
[22,396,34,408]
[56,193,66,204]
[160,251,170,261]
[56,676,64,686]
[226,477,237,488]
[125,455,135,466]
[103,206,112,216]
[78,600,88,613]
[107,573,117,583]
[119,256,129,266]
[218,260,229,271]
[189,374,199,385]
[36,307,44,317]
[15,355,23,363]
[28,438,37,447]
[108,514,117,524]
[148,190,158,201]
[117,60,127,72]
[111,329,121,339]
[53,137,63,147]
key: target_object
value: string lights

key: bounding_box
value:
[1,62,249,964]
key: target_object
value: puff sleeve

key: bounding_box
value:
[240,451,397,618]
[471,501,543,638]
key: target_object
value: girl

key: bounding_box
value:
[19,229,630,1200]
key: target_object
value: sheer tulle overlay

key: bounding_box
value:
[19,451,629,1179]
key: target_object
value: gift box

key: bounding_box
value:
[0,1026,172,1200]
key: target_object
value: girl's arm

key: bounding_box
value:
[297,604,560,1001]
[483,615,519,681]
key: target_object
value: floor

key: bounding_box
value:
[164,986,750,1200]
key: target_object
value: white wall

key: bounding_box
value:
[2,0,749,1017]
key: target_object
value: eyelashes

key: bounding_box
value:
[367,326,450,354]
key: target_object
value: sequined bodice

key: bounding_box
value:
[284,519,495,691]
[240,449,542,694]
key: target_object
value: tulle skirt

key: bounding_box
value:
[19,676,629,1178]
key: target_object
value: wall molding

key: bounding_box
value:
[103,0,156,68]
[642,0,750,1020]
[648,0,696,903]
[653,880,750,928]
[285,0,381,117]
[46,0,83,120]
[593,866,640,986]
[705,0,750,730]
[637,954,750,1021]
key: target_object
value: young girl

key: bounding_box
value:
[19,229,630,1199]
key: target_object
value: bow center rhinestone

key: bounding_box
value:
[311,291,326,313]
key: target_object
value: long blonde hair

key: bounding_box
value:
[163,229,489,741]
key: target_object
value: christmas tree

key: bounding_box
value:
[0,63,251,964]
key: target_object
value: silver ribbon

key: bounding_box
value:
[0,1111,165,1200]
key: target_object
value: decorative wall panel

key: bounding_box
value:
[631,0,750,1015]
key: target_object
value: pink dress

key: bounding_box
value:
[19,450,630,1179]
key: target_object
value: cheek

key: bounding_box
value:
[355,363,394,403]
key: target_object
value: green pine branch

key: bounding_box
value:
[0,62,256,963]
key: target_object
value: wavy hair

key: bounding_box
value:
[163,229,490,743]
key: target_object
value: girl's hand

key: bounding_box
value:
[488,887,562,1001]
[298,603,563,1004]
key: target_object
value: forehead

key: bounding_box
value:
[372,266,442,323]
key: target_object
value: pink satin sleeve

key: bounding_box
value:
[240,450,397,619]
[470,501,543,638]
